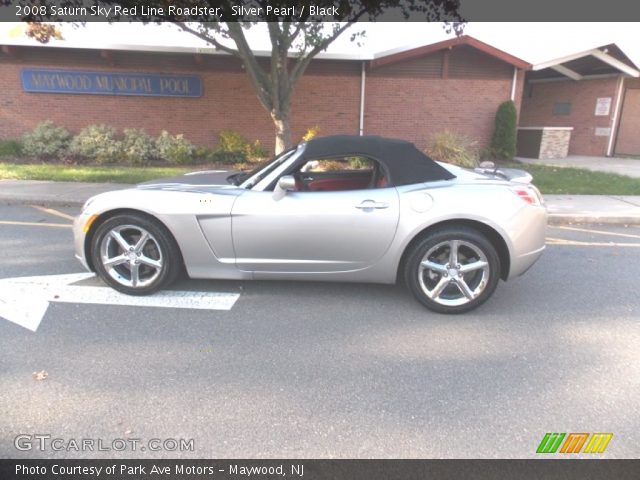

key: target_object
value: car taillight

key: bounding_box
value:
[511,186,543,206]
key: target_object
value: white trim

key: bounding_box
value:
[527,73,623,84]
[533,48,639,78]
[607,76,625,156]
[0,39,373,60]
[359,62,366,136]
[551,64,583,81]
[591,49,640,78]
[510,67,518,101]
[517,127,574,131]
[533,47,603,70]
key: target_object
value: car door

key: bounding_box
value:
[231,157,400,273]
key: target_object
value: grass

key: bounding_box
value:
[0,163,194,184]
[507,162,640,195]
[0,161,638,195]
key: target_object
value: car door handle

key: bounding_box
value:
[356,200,389,210]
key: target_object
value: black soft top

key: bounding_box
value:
[300,135,455,186]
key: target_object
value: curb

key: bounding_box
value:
[0,197,84,208]
[547,215,640,225]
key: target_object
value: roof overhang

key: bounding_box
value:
[370,35,531,70]
[531,44,639,80]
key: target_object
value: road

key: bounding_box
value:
[1,204,639,459]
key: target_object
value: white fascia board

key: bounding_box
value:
[1,38,372,60]
[550,64,583,80]
[590,49,639,77]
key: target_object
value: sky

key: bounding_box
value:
[2,22,639,66]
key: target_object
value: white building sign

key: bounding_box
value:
[595,97,612,116]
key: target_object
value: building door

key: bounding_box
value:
[615,89,640,156]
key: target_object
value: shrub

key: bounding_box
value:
[69,124,123,164]
[22,121,71,159]
[489,100,517,160]
[426,131,479,168]
[245,139,267,161]
[217,130,248,154]
[215,130,266,162]
[209,150,247,165]
[121,128,157,165]
[156,131,195,165]
[0,139,22,157]
[302,125,320,142]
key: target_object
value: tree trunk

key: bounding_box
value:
[273,115,291,155]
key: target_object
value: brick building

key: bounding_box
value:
[519,44,640,157]
[1,35,638,157]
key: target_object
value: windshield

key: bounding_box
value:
[234,147,297,189]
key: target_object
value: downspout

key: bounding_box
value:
[607,75,625,157]
[510,66,518,101]
[359,61,366,136]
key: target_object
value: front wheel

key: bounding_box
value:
[404,227,501,314]
[90,214,181,295]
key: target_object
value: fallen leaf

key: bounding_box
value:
[32,370,48,381]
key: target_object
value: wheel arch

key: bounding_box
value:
[396,219,511,282]
[84,208,184,272]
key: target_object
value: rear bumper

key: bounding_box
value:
[507,205,547,278]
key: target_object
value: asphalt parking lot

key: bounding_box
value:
[1,204,639,459]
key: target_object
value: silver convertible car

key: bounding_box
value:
[73,135,546,314]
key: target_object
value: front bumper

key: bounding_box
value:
[73,213,93,272]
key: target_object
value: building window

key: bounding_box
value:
[553,102,571,116]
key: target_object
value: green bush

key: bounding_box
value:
[122,128,157,165]
[245,139,267,161]
[216,130,267,162]
[489,100,517,160]
[217,130,248,153]
[156,131,195,165]
[0,139,22,157]
[425,131,479,168]
[209,150,247,165]
[22,121,71,159]
[69,125,123,164]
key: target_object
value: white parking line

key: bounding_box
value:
[0,273,240,331]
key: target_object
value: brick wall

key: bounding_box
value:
[519,76,621,156]
[0,45,521,154]
[364,46,518,151]
[0,47,360,153]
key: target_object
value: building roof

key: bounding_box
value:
[529,43,639,80]
[370,35,531,70]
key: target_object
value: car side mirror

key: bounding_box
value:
[278,175,296,191]
[272,175,296,201]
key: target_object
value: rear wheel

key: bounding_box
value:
[404,227,501,314]
[91,214,180,295]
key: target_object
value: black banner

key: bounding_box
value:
[1,0,640,22]
[2,459,640,480]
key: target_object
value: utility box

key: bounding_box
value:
[516,127,573,159]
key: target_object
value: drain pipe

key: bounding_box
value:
[607,75,625,157]
[359,61,366,136]
[510,66,518,101]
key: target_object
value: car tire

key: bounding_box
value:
[91,213,181,296]
[404,226,501,314]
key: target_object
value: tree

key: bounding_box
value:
[18,1,464,153]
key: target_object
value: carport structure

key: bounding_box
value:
[519,44,640,157]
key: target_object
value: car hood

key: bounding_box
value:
[136,169,240,192]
